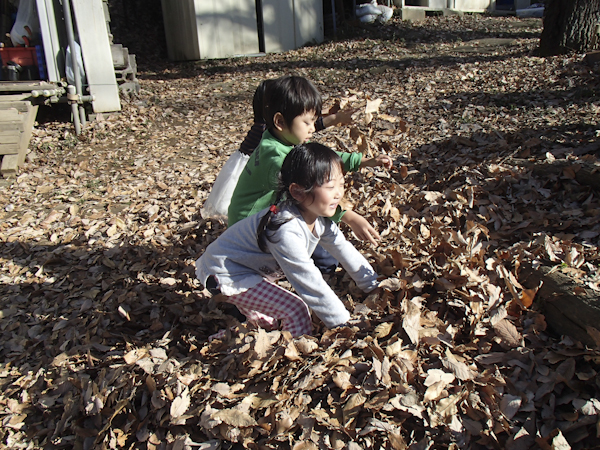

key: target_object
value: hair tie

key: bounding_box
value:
[269,205,279,214]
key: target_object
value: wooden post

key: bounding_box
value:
[521,264,600,349]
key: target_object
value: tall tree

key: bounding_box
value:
[539,0,600,56]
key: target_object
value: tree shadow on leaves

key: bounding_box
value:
[0,218,238,368]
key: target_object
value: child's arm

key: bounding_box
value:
[321,108,357,128]
[319,220,380,293]
[359,154,394,170]
[268,225,351,328]
[340,210,380,246]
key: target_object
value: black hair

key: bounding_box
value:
[257,142,343,252]
[263,75,323,130]
[252,79,274,123]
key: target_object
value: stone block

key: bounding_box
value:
[399,7,426,22]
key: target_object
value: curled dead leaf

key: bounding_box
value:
[170,389,190,419]
[342,392,366,427]
[213,409,257,427]
[295,336,318,355]
[379,278,405,292]
[374,322,394,338]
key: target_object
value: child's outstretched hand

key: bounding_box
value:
[323,108,358,128]
[341,210,380,246]
[360,154,394,170]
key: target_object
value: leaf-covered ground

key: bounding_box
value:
[1,14,599,450]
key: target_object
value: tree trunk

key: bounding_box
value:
[539,0,600,56]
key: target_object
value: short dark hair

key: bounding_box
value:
[263,75,323,129]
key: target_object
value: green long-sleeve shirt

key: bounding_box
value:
[228,130,363,225]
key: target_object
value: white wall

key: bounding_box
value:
[452,0,493,11]
[195,0,260,59]
[162,0,259,61]
[400,0,495,11]
[263,0,323,54]
[162,0,323,60]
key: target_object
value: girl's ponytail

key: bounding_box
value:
[257,191,288,253]
[257,204,280,252]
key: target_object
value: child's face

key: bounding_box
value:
[277,110,317,145]
[297,164,345,225]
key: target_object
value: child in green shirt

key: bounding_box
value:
[228,75,392,249]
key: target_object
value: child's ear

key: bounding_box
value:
[288,183,305,202]
[273,112,286,131]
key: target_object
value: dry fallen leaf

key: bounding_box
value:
[170,389,191,419]
[493,319,523,348]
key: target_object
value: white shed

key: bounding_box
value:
[161,0,324,61]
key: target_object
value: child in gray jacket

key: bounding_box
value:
[196,142,380,337]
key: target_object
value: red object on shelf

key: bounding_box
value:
[0,47,38,67]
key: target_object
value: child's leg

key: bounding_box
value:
[235,307,278,331]
[231,280,312,337]
[311,244,338,274]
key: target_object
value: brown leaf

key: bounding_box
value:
[124,348,148,365]
[585,326,600,348]
[213,409,257,427]
[292,442,318,450]
[423,381,447,403]
[365,98,382,114]
[342,392,366,427]
[389,432,408,450]
[295,336,318,354]
[332,371,353,390]
[493,319,523,347]
[402,297,422,345]
[562,167,576,179]
[443,349,475,381]
[519,286,538,308]
[499,394,521,420]
[254,328,272,359]
[379,278,405,292]
[284,341,302,361]
[399,165,408,179]
[374,322,394,338]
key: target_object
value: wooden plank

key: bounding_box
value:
[0,101,31,113]
[0,132,20,144]
[0,143,20,155]
[0,108,25,121]
[0,93,34,103]
[0,121,24,132]
[0,154,19,177]
[17,103,38,165]
[0,81,57,92]
[71,0,121,113]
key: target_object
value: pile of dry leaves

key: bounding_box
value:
[0,14,599,450]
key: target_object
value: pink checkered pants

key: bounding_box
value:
[228,279,312,337]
